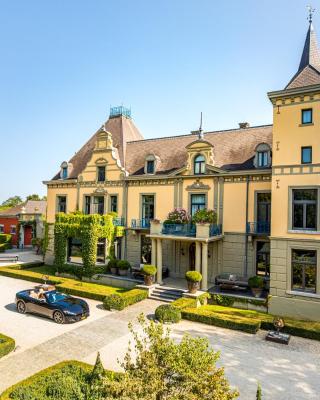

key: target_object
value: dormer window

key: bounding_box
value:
[97,166,106,182]
[62,167,68,179]
[144,154,158,175]
[258,151,268,167]
[146,160,155,174]
[194,154,205,174]
[254,144,271,169]
[60,161,71,180]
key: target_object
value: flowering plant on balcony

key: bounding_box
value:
[192,209,217,224]
[164,208,190,224]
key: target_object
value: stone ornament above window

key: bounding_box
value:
[253,143,272,169]
[185,140,215,175]
[186,179,211,191]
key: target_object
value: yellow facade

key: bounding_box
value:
[44,21,320,320]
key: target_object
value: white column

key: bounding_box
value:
[151,238,157,266]
[156,239,163,284]
[201,242,208,291]
[195,241,201,272]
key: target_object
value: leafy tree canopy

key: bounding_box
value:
[1,196,23,207]
[101,314,239,400]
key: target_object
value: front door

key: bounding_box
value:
[24,226,33,246]
[256,241,270,277]
[189,243,195,271]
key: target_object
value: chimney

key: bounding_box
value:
[239,122,250,129]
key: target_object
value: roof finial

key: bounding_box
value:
[307,5,315,24]
[198,112,204,140]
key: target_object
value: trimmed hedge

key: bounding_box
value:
[155,304,181,323]
[57,280,126,301]
[103,289,148,310]
[182,307,261,334]
[171,297,197,310]
[179,304,320,340]
[0,267,61,285]
[0,360,120,400]
[0,333,15,359]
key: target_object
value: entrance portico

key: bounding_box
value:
[149,232,222,291]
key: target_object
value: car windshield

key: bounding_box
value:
[45,291,67,303]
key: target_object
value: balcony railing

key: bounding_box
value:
[131,218,151,229]
[162,223,196,237]
[161,223,222,237]
[113,217,125,226]
[209,224,222,236]
[246,221,270,235]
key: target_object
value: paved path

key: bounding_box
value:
[0,275,319,399]
[0,249,42,267]
[0,299,162,393]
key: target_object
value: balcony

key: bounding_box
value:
[113,217,125,226]
[131,218,151,229]
[162,223,196,237]
[160,223,222,238]
[246,221,270,235]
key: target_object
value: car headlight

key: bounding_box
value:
[63,310,77,316]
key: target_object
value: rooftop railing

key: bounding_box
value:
[209,224,222,236]
[246,221,270,235]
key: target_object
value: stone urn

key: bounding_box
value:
[187,280,200,294]
[144,274,154,286]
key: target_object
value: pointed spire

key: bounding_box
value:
[286,10,320,89]
[298,10,320,73]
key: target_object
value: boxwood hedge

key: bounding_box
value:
[103,289,148,310]
[0,333,15,359]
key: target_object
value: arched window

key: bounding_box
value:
[194,155,205,174]
[254,144,271,169]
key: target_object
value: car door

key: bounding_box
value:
[27,296,52,318]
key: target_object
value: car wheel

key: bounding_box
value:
[17,300,26,314]
[53,311,65,324]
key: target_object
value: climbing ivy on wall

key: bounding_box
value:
[53,213,124,276]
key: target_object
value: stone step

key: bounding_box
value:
[152,288,183,298]
[151,291,181,301]
[149,295,174,303]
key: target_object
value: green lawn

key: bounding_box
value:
[0,264,129,301]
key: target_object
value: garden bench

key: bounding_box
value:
[0,255,19,263]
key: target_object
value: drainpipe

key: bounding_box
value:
[123,180,128,260]
[244,175,249,277]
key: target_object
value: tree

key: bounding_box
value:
[1,196,23,207]
[102,314,239,400]
[256,383,262,400]
[25,194,47,201]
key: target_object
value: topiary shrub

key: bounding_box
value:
[155,304,181,323]
[185,271,202,282]
[117,260,131,270]
[248,276,264,289]
[107,258,118,273]
[103,293,125,311]
[141,265,157,276]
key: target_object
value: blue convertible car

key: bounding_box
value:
[15,285,90,324]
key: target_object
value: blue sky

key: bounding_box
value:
[0,0,316,202]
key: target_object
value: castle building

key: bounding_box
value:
[45,20,320,321]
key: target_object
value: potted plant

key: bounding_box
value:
[118,260,131,276]
[108,258,119,275]
[248,275,264,298]
[192,209,217,238]
[185,271,202,294]
[141,264,157,286]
